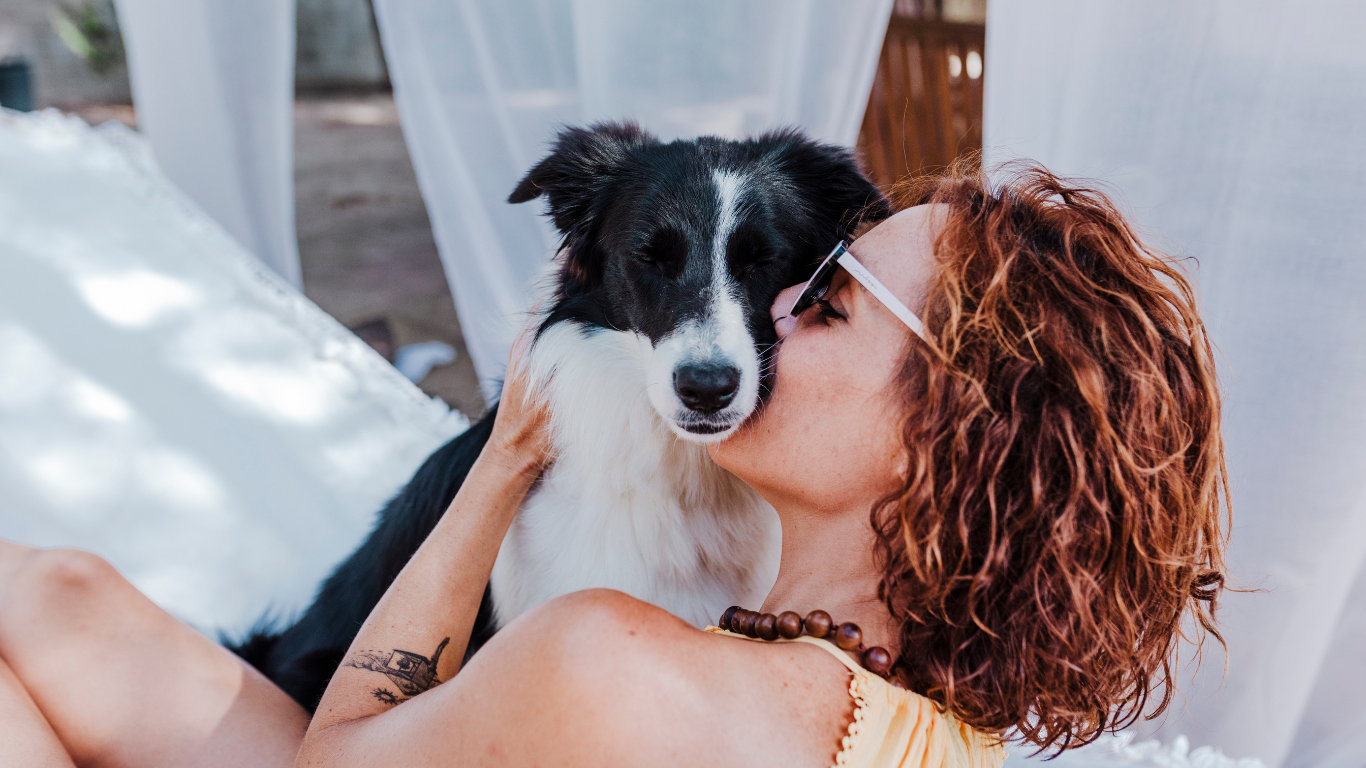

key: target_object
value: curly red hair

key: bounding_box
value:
[875,159,1228,752]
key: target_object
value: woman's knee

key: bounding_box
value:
[0,548,125,620]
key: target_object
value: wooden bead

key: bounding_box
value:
[746,611,762,638]
[776,611,803,639]
[804,610,833,638]
[834,622,862,651]
[738,610,759,637]
[756,613,779,641]
[862,646,892,677]
[719,606,740,631]
[725,607,892,681]
[733,610,751,635]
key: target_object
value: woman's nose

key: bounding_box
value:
[772,284,802,339]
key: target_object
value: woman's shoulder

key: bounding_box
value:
[492,588,700,669]
[506,589,859,694]
[467,589,856,768]
[492,588,842,693]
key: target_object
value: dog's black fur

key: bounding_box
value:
[231,122,890,712]
[231,414,498,711]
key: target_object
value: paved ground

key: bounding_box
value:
[63,93,487,420]
[292,93,484,419]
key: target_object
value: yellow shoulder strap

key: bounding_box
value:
[705,626,866,675]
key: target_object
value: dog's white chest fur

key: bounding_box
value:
[488,323,781,628]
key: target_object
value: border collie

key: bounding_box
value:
[233,122,891,711]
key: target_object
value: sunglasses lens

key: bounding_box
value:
[791,279,827,315]
[789,246,843,317]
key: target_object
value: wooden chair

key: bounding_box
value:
[857,17,986,193]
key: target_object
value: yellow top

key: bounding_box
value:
[705,627,1006,768]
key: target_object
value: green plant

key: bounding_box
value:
[49,2,124,77]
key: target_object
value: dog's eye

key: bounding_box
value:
[731,251,776,279]
[738,256,771,277]
[637,229,684,270]
[726,226,779,278]
[634,245,675,268]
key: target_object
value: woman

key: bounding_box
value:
[0,162,1227,767]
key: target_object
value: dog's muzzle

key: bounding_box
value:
[673,361,741,415]
[645,315,760,442]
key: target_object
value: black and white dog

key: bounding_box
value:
[234,122,891,711]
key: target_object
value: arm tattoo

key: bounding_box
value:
[344,637,450,705]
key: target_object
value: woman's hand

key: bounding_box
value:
[486,317,555,478]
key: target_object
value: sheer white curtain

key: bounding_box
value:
[371,0,894,399]
[113,0,301,287]
[984,2,1366,765]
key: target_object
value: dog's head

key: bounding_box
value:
[510,122,891,442]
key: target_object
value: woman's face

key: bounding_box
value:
[708,205,941,515]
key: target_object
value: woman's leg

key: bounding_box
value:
[0,655,76,767]
[0,542,308,768]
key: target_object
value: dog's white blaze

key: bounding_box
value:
[644,169,762,443]
[490,323,781,629]
[711,169,745,266]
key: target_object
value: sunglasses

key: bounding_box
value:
[788,241,926,340]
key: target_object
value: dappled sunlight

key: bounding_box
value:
[18,443,124,520]
[68,378,136,423]
[0,325,141,518]
[0,111,468,635]
[0,322,265,619]
[75,268,205,329]
[169,309,352,426]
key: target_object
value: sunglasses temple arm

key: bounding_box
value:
[835,252,928,340]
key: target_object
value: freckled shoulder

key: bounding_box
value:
[469,589,858,768]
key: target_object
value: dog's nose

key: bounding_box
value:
[674,363,741,414]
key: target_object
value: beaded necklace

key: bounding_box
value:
[718,606,896,682]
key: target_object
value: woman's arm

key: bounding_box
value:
[292,332,855,768]
[299,333,552,745]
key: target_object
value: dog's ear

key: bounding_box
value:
[508,121,657,237]
[754,130,893,249]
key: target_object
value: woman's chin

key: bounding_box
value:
[705,420,749,476]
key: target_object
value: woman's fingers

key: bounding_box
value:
[487,313,556,475]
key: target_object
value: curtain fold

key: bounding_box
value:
[984,2,1366,765]
[113,0,301,287]
[372,0,894,399]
